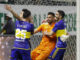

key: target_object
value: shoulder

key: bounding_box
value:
[28,23,34,29]
[55,20,64,26]
[30,23,34,27]
[30,19,34,24]
[15,20,21,23]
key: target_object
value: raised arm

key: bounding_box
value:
[5,5,23,21]
[34,24,43,34]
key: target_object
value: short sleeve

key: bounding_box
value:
[52,23,59,32]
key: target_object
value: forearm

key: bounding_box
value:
[10,9,22,20]
[45,31,54,36]
[34,29,40,34]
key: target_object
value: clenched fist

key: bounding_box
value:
[5,5,12,11]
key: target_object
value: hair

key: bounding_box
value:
[48,12,55,17]
[57,10,65,18]
[22,9,31,18]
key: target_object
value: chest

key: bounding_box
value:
[43,24,54,32]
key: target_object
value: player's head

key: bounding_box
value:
[20,9,32,20]
[55,10,65,20]
[5,14,12,21]
[47,12,55,23]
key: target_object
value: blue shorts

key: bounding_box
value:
[10,49,31,60]
[48,47,66,60]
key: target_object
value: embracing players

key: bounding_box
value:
[44,10,69,60]
[31,12,57,60]
[5,5,34,60]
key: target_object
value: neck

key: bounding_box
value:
[23,19,30,22]
[58,18,63,21]
[49,21,54,25]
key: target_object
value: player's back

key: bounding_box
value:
[13,20,34,50]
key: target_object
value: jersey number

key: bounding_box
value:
[15,29,31,41]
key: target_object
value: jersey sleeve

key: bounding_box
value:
[52,23,59,32]
[36,24,43,32]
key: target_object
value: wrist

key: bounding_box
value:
[9,9,13,12]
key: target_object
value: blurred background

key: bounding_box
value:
[0,0,76,60]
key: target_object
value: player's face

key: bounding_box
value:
[20,11,23,18]
[47,15,54,23]
[55,12,60,20]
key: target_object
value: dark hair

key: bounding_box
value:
[57,10,65,18]
[48,12,55,17]
[22,9,31,18]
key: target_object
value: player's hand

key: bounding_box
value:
[5,5,12,11]
[42,20,46,23]
[42,18,48,23]
[43,30,48,35]
[60,35,70,42]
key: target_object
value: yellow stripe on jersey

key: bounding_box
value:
[56,29,67,37]
[56,46,66,49]
[52,47,66,59]
[56,29,67,49]
[27,32,31,38]
[13,47,31,50]
[15,29,31,39]
[52,48,59,58]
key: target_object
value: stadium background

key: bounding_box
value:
[0,0,76,60]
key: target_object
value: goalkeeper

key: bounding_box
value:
[31,12,57,60]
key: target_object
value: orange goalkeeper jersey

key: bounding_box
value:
[31,22,57,60]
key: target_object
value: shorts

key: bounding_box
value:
[10,49,31,60]
[47,47,66,60]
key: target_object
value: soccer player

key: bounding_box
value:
[31,12,57,60]
[0,13,15,35]
[5,5,34,60]
[44,10,69,60]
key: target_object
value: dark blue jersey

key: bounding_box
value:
[13,20,34,50]
[52,20,67,48]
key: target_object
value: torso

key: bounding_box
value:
[55,20,67,48]
[13,20,34,50]
[39,22,57,50]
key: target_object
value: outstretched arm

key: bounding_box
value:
[5,5,23,21]
[33,24,43,34]
[34,29,39,34]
